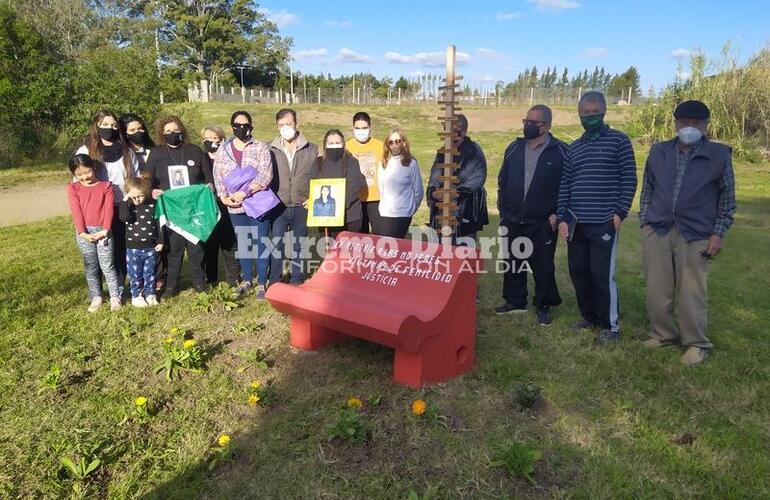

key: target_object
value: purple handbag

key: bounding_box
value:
[223,166,280,219]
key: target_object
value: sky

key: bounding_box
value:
[256,0,769,91]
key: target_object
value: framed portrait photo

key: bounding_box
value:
[307,178,346,227]
[168,165,190,189]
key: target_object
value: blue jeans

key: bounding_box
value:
[126,248,157,298]
[75,226,120,300]
[269,205,308,284]
[230,212,269,286]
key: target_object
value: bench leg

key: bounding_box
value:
[290,317,348,351]
[393,333,475,388]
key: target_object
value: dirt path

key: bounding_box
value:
[0,183,68,226]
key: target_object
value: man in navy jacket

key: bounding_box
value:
[496,104,568,326]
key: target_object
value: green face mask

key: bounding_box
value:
[580,113,606,135]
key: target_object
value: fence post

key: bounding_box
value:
[317,86,321,105]
[529,87,534,106]
[398,88,401,105]
[201,79,209,103]
[628,86,632,105]
[578,87,583,103]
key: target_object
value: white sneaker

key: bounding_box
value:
[131,296,148,308]
[88,297,103,313]
[145,295,158,306]
[110,298,122,311]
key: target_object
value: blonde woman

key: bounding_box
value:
[377,129,424,238]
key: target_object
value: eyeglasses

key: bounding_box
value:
[387,138,403,145]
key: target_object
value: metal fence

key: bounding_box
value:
[189,81,639,107]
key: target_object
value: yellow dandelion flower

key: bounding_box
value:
[217,434,231,447]
[163,337,174,345]
[170,327,180,335]
[250,380,261,390]
[134,396,148,407]
[411,399,427,416]
[347,397,363,409]
[248,394,260,406]
[183,339,196,349]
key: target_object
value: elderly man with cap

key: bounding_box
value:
[639,100,736,365]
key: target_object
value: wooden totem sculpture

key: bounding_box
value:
[434,45,463,245]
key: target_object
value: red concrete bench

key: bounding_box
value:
[265,232,480,387]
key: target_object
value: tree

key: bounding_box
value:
[608,66,642,99]
[0,6,71,164]
[132,0,291,85]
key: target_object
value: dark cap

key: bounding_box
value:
[674,100,710,120]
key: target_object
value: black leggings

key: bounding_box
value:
[379,216,412,239]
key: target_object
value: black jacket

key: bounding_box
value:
[498,134,568,224]
[145,143,213,191]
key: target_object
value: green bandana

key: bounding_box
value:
[580,113,606,140]
[155,184,220,244]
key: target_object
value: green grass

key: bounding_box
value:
[1,103,769,498]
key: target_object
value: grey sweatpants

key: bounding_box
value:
[75,226,120,300]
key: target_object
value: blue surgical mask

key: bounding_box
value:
[677,127,703,145]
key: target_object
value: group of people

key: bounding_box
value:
[66,109,446,307]
[496,93,735,366]
[66,92,735,365]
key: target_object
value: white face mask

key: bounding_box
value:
[677,126,703,145]
[353,128,370,142]
[279,125,296,141]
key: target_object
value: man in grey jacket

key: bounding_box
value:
[268,108,318,285]
[639,100,736,365]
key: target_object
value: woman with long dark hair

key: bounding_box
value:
[76,110,140,295]
[119,113,155,168]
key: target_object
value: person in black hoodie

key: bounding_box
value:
[496,105,568,325]
[311,129,366,237]
[144,115,214,296]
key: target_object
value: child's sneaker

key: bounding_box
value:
[255,284,266,300]
[131,296,148,308]
[145,295,158,306]
[236,281,253,296]
[87,297,103,313]
[110,298,122,311]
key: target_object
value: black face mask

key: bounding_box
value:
[98,127,118,142]
[232,125,252,142]
[523,123,544,140]
[102,141,123,163]
[325,147,344,161]
[164,132,183,147]
[203,140,220,153]
[126,131,146,146]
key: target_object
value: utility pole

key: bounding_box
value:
[352,74,356,105]
[289,58,294,104]
[303,74,307,104]
[155,29,164,104]
[237,65,245,103]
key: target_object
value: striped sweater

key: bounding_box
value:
[557,126,637,224]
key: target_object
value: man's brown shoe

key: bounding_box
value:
[681,346,709,366]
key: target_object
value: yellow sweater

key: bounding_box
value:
[346,137,384,201]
